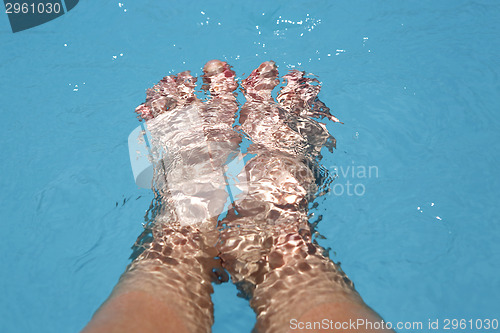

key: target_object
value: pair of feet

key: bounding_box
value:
[134,59,340,226]
[132,60,342,292]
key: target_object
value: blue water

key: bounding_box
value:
[1,1,499,332]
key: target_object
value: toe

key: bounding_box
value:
[135,75,179,120]
[277,70,342,123]
[174,70,199,105]
[135,71,202,120]
[241,61,279,100]
[202,60,238,96]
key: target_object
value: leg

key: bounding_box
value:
[83,62,240,333]
[217,62,394,333]
[82,225,217,333]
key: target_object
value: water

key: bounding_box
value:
[1,0,499,332]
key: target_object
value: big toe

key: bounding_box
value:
[241,61,279,100]
[202,59,238,96]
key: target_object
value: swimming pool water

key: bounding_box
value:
[1,1,499,332]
